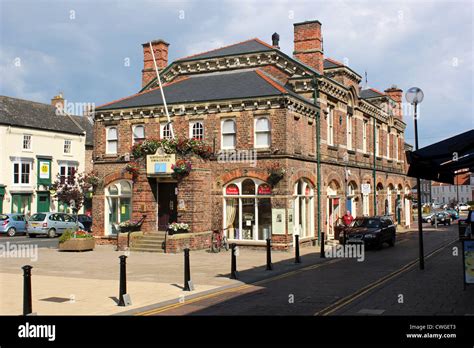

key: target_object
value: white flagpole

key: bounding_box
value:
[149,42,174,139]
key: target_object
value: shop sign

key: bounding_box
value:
[272,208,286,235]
[258,184,272,195]
[226,184,239,195]
[463,240,474,285]
[146,150,176,176]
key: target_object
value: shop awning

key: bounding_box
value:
[406,129,474,184]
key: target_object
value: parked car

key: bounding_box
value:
[26,212,85,238]
[431,203,442,209]
[77,214,92,232]
[339,216,396,249]
[430,212,451,226]
[456,203,470,211]
[422,212,436,223]
[444,209,459,220]
[0,213,27,237]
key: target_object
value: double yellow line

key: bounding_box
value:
[136,258,343,316]
[314,237,458,316]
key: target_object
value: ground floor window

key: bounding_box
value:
[105,180,132,235]
[223,178,272,241]
[11,194,31,214]
[294,179,314,238]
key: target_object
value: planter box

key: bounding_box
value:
[168,228,188,236]
[59,238,95,252]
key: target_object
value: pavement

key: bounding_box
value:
[0,219,468,316]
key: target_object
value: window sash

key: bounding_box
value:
[133,125,145,142]
[64,140,72,154]
[23,135,31,150]
[347,115,352,150]
[363,121,368,152]
[191,122,204,140]
[13,161,30,184]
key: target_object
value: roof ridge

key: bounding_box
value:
[254,69,288,94]
[176,38,268,62]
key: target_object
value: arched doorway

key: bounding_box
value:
[105,180,132,235]
[294,179,315,238]
[326,180,341,240]
[376,182,384,215]
[404,186,412,227]
[387,184,395,217]
[223,178,272,241]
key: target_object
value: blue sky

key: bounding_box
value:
[0,0,472,147]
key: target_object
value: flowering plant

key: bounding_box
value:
[168,222,189,232]
[131,137,213,159]
[58,229,93,243]
[123,161,140,182]
[171,159,192,179]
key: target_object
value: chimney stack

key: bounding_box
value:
[271,32,280,49]
[51,92,64,111]
[293,20,324,74]
[142,39,169,88]
[385,85,403,120]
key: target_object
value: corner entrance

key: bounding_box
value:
[157,182,178,230]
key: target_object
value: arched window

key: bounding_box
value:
[105,180,133,235]
[132,125,145,144]
[223,178,271,241]
[255,117,270,148]
[106,127,118,154]
[221,119,236,149]
[190,121,204,140]
[161,123,173,140]
[294,179,314,238]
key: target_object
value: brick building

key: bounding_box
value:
[92,20,414,251]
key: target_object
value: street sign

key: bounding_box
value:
[361,184,371,195]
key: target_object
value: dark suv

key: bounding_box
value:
[339,216,396,249]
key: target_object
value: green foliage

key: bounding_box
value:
[58,229,93,244]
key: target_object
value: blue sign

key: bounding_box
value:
[154,163,167,173]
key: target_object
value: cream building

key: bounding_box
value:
[0,95,93,215]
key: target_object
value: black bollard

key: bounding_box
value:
[230,244,238,279]
[183,248,191,291]
[266,238,273,270]
[22,265,33,315]
[320,232,326,258]
[118,255,127,306]
[295,235,301,263]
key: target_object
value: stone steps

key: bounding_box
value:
[130,231,167,253]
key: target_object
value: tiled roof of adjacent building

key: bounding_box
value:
[176,38,274,62]
[323,58,344,69]
[71,115,94,147]
[97,69,309,111]
[360,88,386,99]
[0,96,93,142]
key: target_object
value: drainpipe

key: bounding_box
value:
[373,117,377,215]
[313,77,322,243]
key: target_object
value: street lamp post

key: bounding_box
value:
[406,87,425,270]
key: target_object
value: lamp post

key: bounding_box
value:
[406,87,425,270]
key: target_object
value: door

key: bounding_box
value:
[37,193,50,213]
[158,183,178,230]
[0,195,3,213]
[11,194,31,214]
[120,198,131,223]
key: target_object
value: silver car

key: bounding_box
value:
[27,212,85,238]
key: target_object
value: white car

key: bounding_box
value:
[457,203,470,211]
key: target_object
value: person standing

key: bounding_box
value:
[342,210,354,226]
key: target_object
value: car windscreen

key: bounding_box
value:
[0,214,8,220]
[350,218,381,228]
[29,213,46,221]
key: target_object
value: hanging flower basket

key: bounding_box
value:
[123,161,140,182]
[267,163,286,187]
[171,159,192,180]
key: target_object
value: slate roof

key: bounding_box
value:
[360,88,385,99]
[97,69,306,111]
[71,115,94,146]
[176,39,274,62]
[0,96,92,141]
[323,58,343,69]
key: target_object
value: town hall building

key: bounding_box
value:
[92,19,414,252]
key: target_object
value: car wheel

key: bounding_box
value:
[7,227,16,237]
[47,229,57,238]
[27,233,36,238]
[388,235,396,247]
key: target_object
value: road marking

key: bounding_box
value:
[136,258,343,316]
[314,237,458,316]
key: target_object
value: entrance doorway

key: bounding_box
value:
[158,183,178,230]
[37,192,50,213]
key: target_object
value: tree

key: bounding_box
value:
[50,171,97,214]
